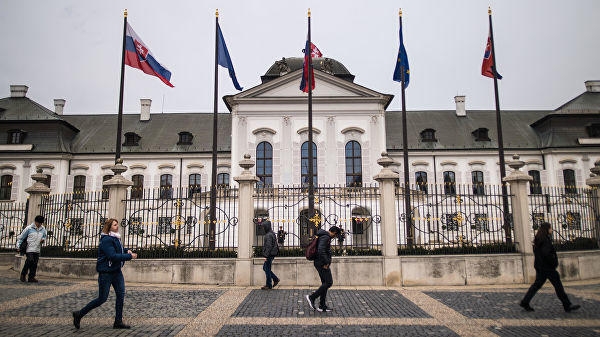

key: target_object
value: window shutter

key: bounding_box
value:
[10,175,19,201]
[66,175,74,193]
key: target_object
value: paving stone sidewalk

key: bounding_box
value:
[0,266,599,337]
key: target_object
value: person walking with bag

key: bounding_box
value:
[261,219,280,289]
[72,218,137,329]
[520,221,580,312]
[305,226,341,312]
[16,215,47,283]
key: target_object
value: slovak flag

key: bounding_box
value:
[300,41,321,93]
[125,23,174,87]
[481,32,502,79]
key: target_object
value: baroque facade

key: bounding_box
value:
[0,57,599,204]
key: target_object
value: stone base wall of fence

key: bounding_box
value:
[13,249,600,286]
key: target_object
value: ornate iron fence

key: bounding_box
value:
[122,186,238,257]
[397,183,515,254]
[0,201,28,251]
[253,184,382,256]
[40,191,108,254]
[528,186,599,251]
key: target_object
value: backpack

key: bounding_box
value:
[305,236,318,260]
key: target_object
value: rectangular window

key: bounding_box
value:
[160,174,173,199]
[131,175,144,199]
[474,213,489,231]
[443,171,456,195]
[73,175,86,200]
[528,170,542,195]
[101,175,113,199]
[471,171,485,196]
[563,169,577,194]
[0,175,12,200]
[415,171,428,194]
[69,218,84,235]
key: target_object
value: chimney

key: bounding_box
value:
[454,95,466,117]
[585,80,600,93]
[140,98,152,121]
[10,85,28,98]
[54,99,66,115]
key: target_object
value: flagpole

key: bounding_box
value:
[209,9,219,250]
[399,9,413,246]
[115,9,127,163]
[488,7,512,245]
[307,8,316,236]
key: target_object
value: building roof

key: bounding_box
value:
[0,96,63,121]
[554,91,600,114]
[62,113,232,154]
[385,110,549,152]
[261,57,355,83]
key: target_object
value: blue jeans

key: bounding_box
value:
[79,271,126,323]
[262,256,279,287]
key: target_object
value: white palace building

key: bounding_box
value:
[0,57,599,204]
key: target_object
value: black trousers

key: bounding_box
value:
[311,265,333,308]
[21,252,40,280]
[522,268,571,308]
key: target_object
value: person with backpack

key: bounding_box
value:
[72,218,137,330]
[261,219,280,290]
[305,226,341,312]
[16,215,47,283]
[520,221,580,312]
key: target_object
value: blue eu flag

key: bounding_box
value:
[217,23,243,91]
[393,19,409,88]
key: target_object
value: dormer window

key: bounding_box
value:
[472,128,491,141]
[420,128,437,142]
[123,132,141,146]
[587,123,600,138]
[178,131,193,145]
[7,129,26,144]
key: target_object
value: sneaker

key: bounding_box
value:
[565,304,581,312]
[260,285,272,290]
[519,301,534,312]
[305,294,316,310]
[273,279,280,287]
[20,274,26,282]
[28,278,39,283]
[72,311,81,329]
[317,306,332,312]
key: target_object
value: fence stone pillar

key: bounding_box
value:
[103,159,133,236]
[233,154,259,286]
[24,169,51,227]
[374,152,401,286]
[503,154,535,283]
[585,160,600,245]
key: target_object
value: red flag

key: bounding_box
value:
[300,39,314,93]
[310,43,322,58]
[481,33,502,79]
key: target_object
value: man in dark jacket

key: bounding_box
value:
[261,219,280,290]
[520,222,580,312]
[305,226,341,312]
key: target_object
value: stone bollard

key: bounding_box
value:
[233,154,259,286]
[103,158,133,237]
[503,154,534,283]
[374,152,401,286]
[24,169,51,227]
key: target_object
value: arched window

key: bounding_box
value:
[563,169,577,194]
[415,171,428,194]
[443,171,456,195]
[256,141,273,188]
[471,171,485,195]
[73,175,86,200]
[0,175,12,200]
[528,170,542,195]
[301,141,318,186]
[160,174,173,199]
[345,141,362,187]
[217,173,230,188]
[189,173,201,197]
[131,174,144,199]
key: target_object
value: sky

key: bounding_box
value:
[1,0,599,115]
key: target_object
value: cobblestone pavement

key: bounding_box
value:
[0,266,599,337]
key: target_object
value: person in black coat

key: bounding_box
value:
[261,219,280,290]
[520,222,580,312]
[305,226,341,312]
